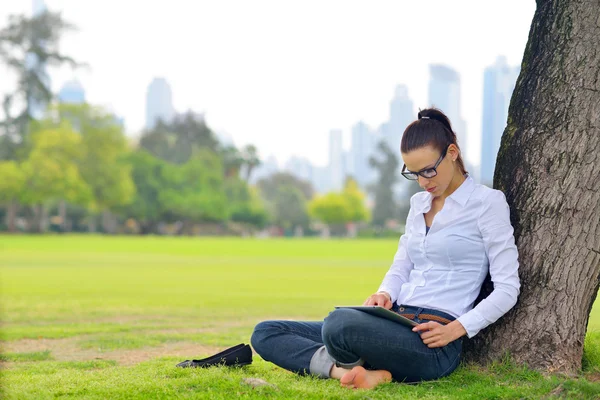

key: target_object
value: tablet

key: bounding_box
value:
[334,306,418,328]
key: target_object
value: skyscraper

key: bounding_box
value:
[428,65,468,154]
[32,0,46,14]
[58,80,86,104]
[386,85,414,154]
[145,77,175,130]
[350,121,377,188]
[284,156,313,183]
[249,155,280,185]
[480,56,520,185]
[328,129,344,191]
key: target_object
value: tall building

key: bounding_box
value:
[480,56,520,185]
[249,155,279,185]
[328,129,344,191]
[386,85,414,154]
[58,80,86,104]
[428,65,468,154]
[32,0,46,14]
[311,165,331,194]
[145,77,175,130]
[350,121,377,188]
[284,156,313,183]
[26,0,49,119]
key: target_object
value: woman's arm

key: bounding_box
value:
[456,190,521,338]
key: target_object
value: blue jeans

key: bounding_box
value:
[251,304,462,383]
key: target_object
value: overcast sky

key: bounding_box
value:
[0,0,536,167]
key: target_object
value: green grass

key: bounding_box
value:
[1,235,600,399]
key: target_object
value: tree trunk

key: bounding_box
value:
[88,215,97,233]
[6,201,18,233]
[102,210,116,234]
[58,200,67,233]
[30,204,48,233]
[464,0,600,373]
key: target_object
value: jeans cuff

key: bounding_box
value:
[309,346,335,378]
[335,358,365,369]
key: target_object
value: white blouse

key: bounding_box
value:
[378,175,520,338]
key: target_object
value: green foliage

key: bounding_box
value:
[118,150,164,231]
[120,149,230,231]
[342,177,370,223]
[49,104,136,213]
[139,111,219,165]
[0,10,81,160]
[257,172,314,202]
[257,172,314,230]
[0,160,25,203]
[160,149,228,223]
[241,144,261,181]
[369,140,399,227]
[19,124,92,206]
[271,185,310,230]
[308,178,370,226]
[309,192,350,225]
[225,179,269,228]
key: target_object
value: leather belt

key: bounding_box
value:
[399,313,453,325]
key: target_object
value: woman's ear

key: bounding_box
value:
[447,144,460,161]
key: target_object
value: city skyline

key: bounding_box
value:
[0,0,536,168]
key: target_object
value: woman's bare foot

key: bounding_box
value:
[339,366,392,389]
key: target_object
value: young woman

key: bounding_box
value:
[251,108,520,389]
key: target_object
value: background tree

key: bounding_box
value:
[0,161,24,232]
[241,144,261,181]
[464,0,600,373]
[257,172,314,202]
[0,10,80,160]
[308,192,350,234]
[220,145,245,178]
[55,104,135,233]
[342,177,370,224]
[118,150,165,234]
[139,111,220,165]
[19,125,92,232]
[271,185,310,232]
[257,172,314,232]
[369,140,399,227]
[158,149,228,233]
[224,178,269,230]
[308,178,370,235]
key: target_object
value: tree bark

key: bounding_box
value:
[464,0,600,373]
[6,201,18,233]
[58,200,67,233]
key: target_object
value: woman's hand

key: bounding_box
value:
[363,291,393,309]
[412,320,467,348]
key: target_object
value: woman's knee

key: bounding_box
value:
[322,308,362,345]
[250,320,282,356]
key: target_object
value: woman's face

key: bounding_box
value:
[401,144,458,197]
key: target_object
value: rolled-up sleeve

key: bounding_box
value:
[378,199,416,303]
[457,190,520,338]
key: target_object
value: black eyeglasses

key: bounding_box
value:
[401,146,449,181]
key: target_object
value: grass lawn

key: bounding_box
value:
[1,235,600,399]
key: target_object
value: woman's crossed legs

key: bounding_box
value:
[251,308,462,388]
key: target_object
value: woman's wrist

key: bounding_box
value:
[447,320,467,341]
[377,291,392,302]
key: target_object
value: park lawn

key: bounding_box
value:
[1,235,600,399]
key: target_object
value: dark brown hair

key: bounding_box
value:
[400,107,468,175]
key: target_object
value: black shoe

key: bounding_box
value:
[176,343,252,368]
